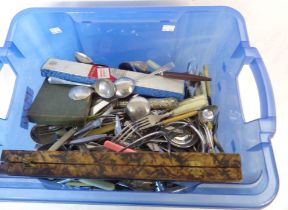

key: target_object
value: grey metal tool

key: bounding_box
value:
[69,134,107,145]
[74,106,113,136]
[114,115,122,136]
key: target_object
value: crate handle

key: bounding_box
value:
[245,47,276,139]
[0,44,16,120]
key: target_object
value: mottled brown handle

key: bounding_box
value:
[1,150,241,168]
[162,72,211,81]
[1,163,242,182]
[0,150,242,182]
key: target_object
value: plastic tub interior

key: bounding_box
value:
[0,6,278,208]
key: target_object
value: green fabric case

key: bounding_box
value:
[28,80,91,126]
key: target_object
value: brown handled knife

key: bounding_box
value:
[160,72,211,81]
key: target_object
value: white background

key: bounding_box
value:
[0,0,287,209]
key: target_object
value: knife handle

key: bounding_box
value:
[162,72,211,81]
[104,141,136,153]
[161,111,198,125]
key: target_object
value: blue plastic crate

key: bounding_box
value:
[0,6,278,208]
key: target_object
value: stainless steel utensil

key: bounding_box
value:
[135,112,171,131]
[48,77,92,87]
[74,52,108,67]
[165,122,202,149]
[69,134,107,145]
[48,127,78,151]
[68,86,93,100]
[114,77,135,98]
[74,106,113,136]
[93,79,116,99]
[113,121,139,143]
[115,98,179,110]
[135,62,175,82]
[126,96,151,121]
[197,106,218,152]
[54,76,116,100]
[74,52,93,64]
[162,121,206,152]
[118,131,171,153]
[114,115,122,136]
[114,62,174,98]
[90,100,110,115]
[30,125,64,145]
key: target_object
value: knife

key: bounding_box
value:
[159,72,211,82]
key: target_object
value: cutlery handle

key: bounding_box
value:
[104,140,136,153]
[78,179,115,191]
[161,111,198,125]
[48,127,77,151]
[172,96,208,116]
[86,123,115,136]
[179,95,207,106]
[203,65,211,97]
[116,98,178,110]
[136,62,175,81]
[162,72,211,81]
[48,77,91,87]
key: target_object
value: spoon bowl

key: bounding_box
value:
[31,125,64,145]
[68,86,93,100]
[198,105,218,123]
[93,79,116,99]
[74,52,93,64]
[126,96,151,121]
[114,77,135,98]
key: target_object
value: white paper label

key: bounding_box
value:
[97,67,111,79]
[49,27,63,34]
[162,25,175,32]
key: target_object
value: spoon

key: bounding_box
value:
[68,86,93,100]
[74,52,108,67]
[197,106,218,152]
[74,52,93,64]
[55,60,174,100]
[165,121,206,151]
[51,77,123,100]
[93,79,116,99]
[198,105,218,123]
[164,123,197,148]
[114,77,135,98]
[126,96,151,121]
[68,78,116,100]
[30,125,64,145]
[112,63,174,99]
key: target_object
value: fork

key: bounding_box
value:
[135,113,171,131]
[134,95,207,131]
[113,121,141,143]
[114,110,199,143]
